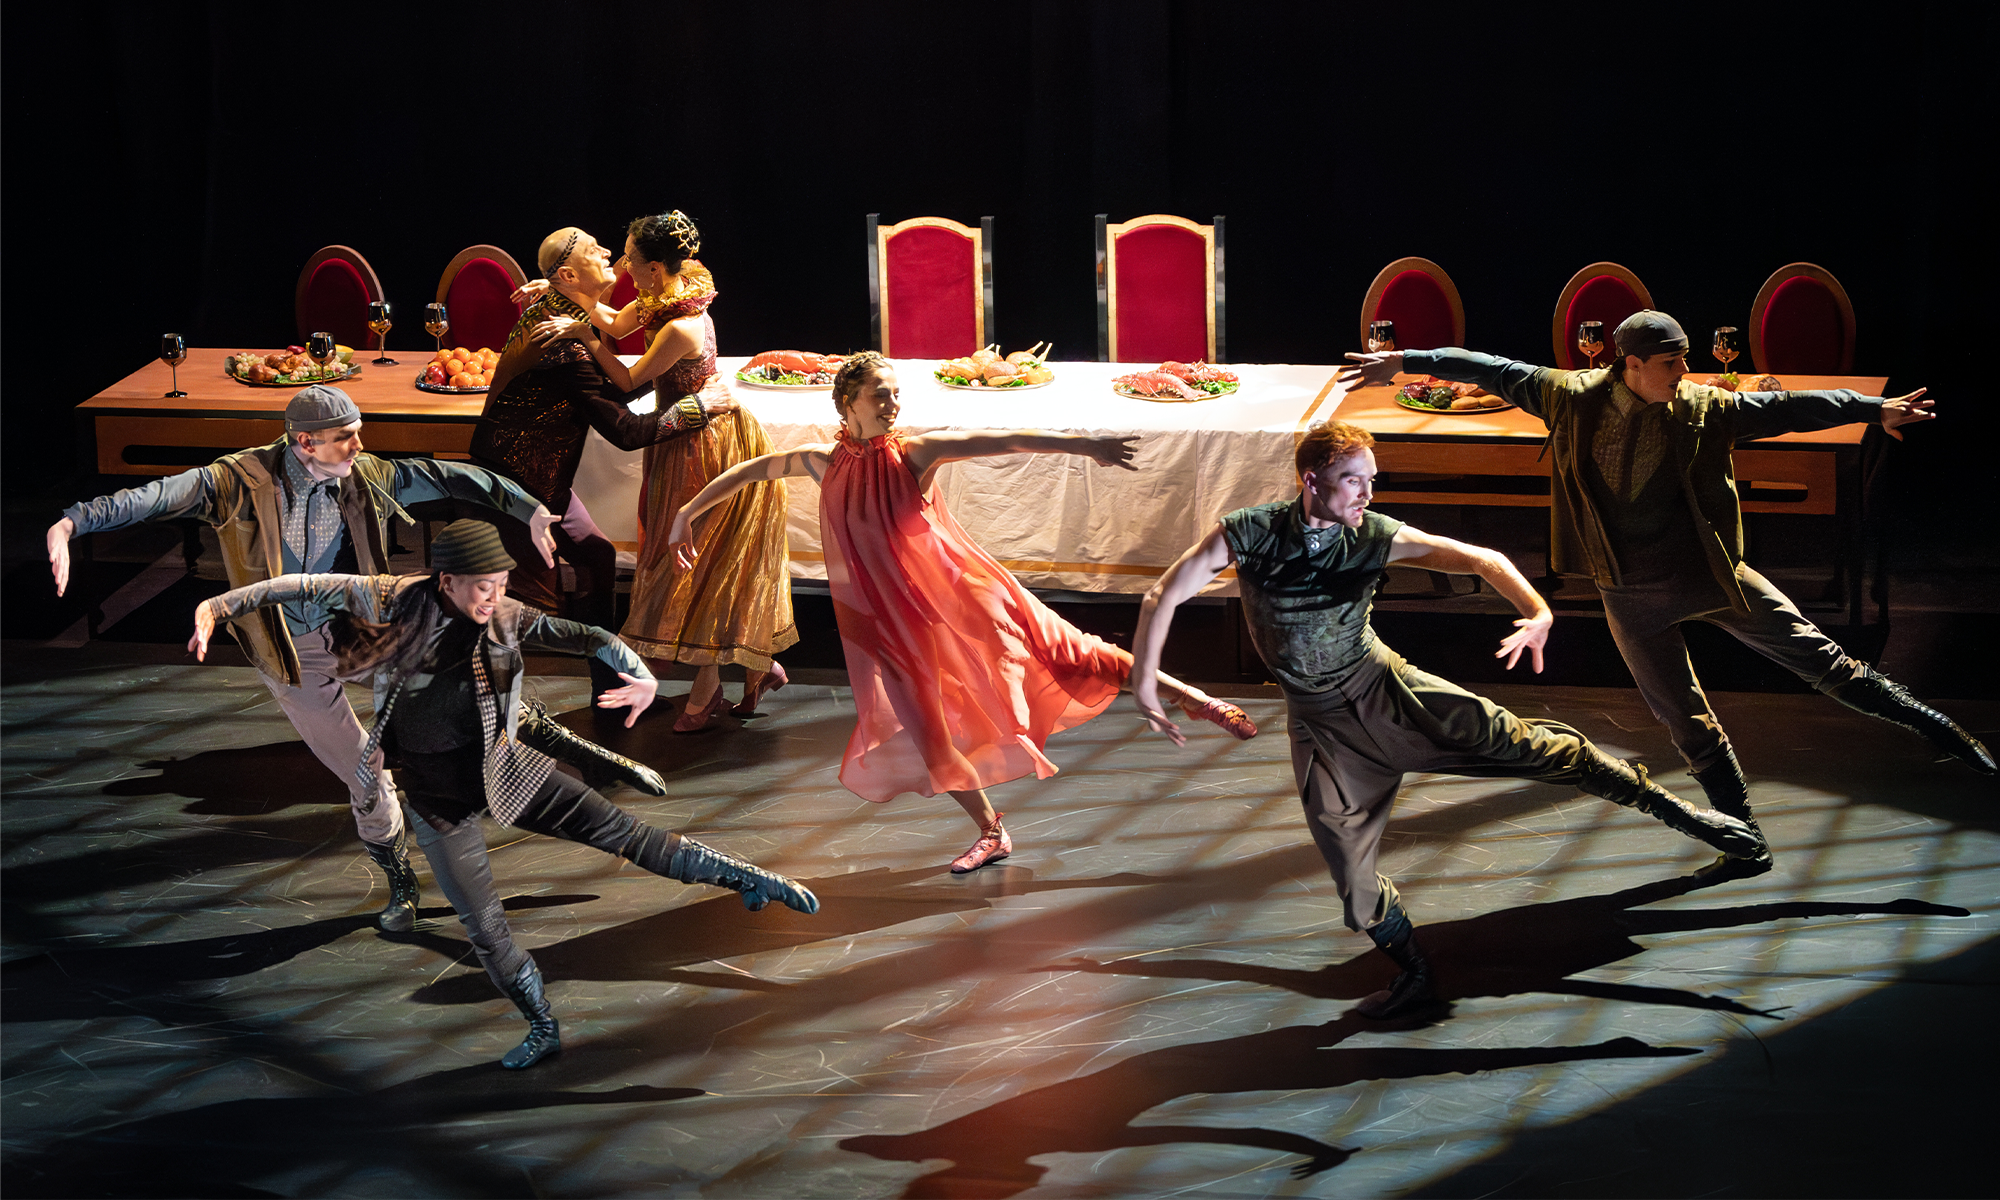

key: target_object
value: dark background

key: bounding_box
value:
[3,0,1991,523]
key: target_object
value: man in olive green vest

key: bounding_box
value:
[1341,311,1992,880]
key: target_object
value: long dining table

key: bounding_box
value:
[77,350,1883,607]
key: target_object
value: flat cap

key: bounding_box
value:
[1613,311,1689,360]
[285,385,362,432]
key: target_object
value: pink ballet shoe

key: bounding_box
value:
[732,660,789,718]
[949,814,1011,874]
[1181,695,1259,740]
[673,689,731,734]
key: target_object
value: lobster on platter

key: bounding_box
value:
[1112,360,1239,401]
[736,350,845,388]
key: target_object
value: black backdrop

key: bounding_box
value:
[5,1,1991,529]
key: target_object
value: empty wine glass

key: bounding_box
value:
[369,301,397,365]
[160,333,188,398]
[1576,320,1605,369]
[1367,319,1397,354]
[425,302,450,353]
[1712,326,1740,374]
[307,331,336,380]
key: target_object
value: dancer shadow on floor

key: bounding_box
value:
[0,1059,705,1199]
[840,1013,1697,1198]
[1052,874,1969,1016]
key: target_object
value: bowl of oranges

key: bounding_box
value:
[417,347,501,393]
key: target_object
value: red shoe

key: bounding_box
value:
[673,689,730,733]
[949,815,1011,873]
[1181,695,1259,740]
[732,660,789,718]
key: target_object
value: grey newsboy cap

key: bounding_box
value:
[1613,311,1690,360]
[285,385,362,432]
[430,521,517,576]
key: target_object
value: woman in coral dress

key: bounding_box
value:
[534,211,796,731]
[666,352,1257,871]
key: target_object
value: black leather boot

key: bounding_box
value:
[1827,670,1995,774]
[1355,899,1437,1019]
[667,839,820,914]
[1691,746,1774,881]
[499,958,561,1069]
[1576,748,1767,860]
[362,825,421,933]
[514,699,668,795]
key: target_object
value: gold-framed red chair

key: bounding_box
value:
[867,214,993,358]
[1359,256,1465,351]
[295,245,383,351]
[1550,262,1654,368]
[1096,213,1223,363]
[436,244,528,354]
[1750,262,1856,373]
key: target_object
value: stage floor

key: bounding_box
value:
[3,646,1995,1198]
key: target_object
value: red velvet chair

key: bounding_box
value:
[1359,256,1465,350]
[603,273,646,355]
[1750,262,1856,373]
[295,245,383,351]
[436,244,528,354]
[1550,262,1654,368]
[1096,213,1224,363]
[867,214,992,358]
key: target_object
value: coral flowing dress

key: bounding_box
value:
[619,287,797,670]
[821,431,1133,802]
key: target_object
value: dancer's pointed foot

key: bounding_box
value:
[1181,695,1259,740]
[950,814,1012,873]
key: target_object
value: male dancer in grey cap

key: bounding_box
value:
[48,385,594,931]
[1341,311,1992,879]
[190,520,820,1069]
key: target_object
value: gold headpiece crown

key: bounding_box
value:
[663,210,701,257]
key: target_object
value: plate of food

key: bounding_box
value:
[1112,360,1239,401]
[226,348,361,387]
[936,343,1055,390]
[735,350,845,389]
[1394,377,1513,413]
[417,347,502,394]
[1702,372,1783,392]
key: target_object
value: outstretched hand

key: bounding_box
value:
[1131,693,1187,747]
[1879,388,1934,441]
[46,518,73,597]
[528,505,558,567]
[1336,351,1404,388]
[509,278,550,305]
[596,672,658,727]
[188,601,216,661]
[1495,612,1550,673]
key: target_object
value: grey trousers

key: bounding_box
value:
[257,624,401,845]
[1288,642,1593,933]
[407,771,681,993]
[1601,563,1868,774]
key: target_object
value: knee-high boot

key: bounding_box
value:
[1691,745,1774,880]
[1576,747,1766,860]
[1355,893,1437,1019]
[644,832,819,915]
[1827,670,1995,774]
[499,957,561,1069]
[362,824,422,933]
[514,699,668,795]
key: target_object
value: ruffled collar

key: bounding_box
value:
[835,427,897,455]
[636,260,719,325]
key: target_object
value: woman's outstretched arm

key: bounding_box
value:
[668,445,834,569]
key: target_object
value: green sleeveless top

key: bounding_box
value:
[1220,500,1403,694]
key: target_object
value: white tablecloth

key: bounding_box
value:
[574,357,1342,596]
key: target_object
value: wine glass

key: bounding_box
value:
[160,333,188,398]
[368,301,397,365]
[307,331,336,380]
[425,302,450,354]
[1712,326,1740,374]
[1367,319,1397,354]
[1576,320,1605,369]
